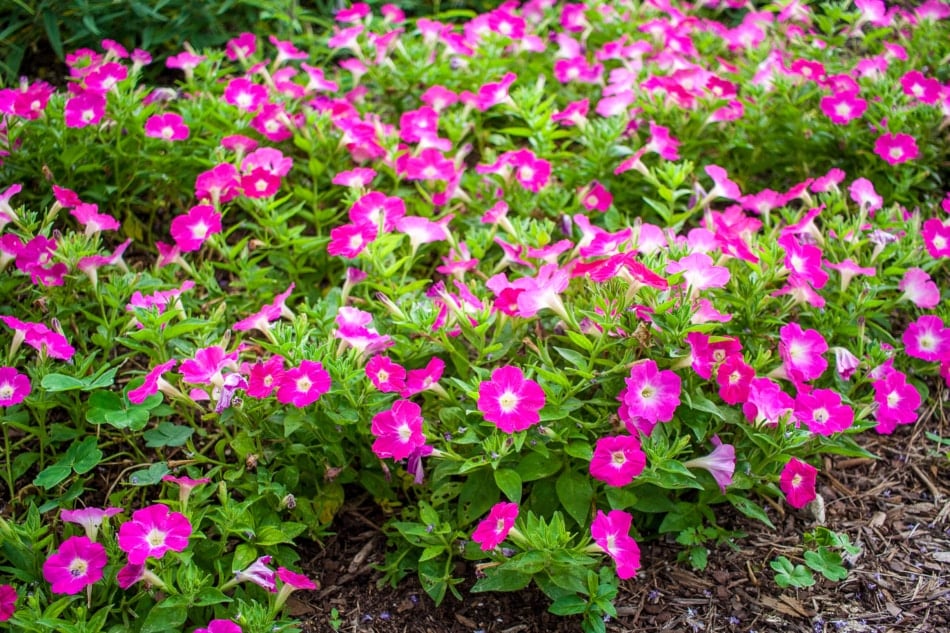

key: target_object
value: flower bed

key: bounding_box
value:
[0,1,948,632]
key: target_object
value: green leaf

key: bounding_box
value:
[139,605,188,633]
[804,548,848,582]
[726,494,775,529]
[556,469,592,526]
[549,595,587,616]
[471,568,532,593]
[458,469,498,526]
[770,556,815,588]
[68,437,102,474]
[41,373,87,392]
[128,462,170,486]
[143,422,194,448]
[33,461,72,489]
[553,346,588,371]
[494,469,522,504]
[516,451,562,482]
[193,587,232,607]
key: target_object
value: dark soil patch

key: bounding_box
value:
[292,395,950,633]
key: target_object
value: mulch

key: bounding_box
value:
[293,389,950,633]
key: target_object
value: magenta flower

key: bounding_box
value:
[144,112,189,141]
[327,222,377,258]
[223,77,268,112]
[195,620,242,633]
[779,322,828,385]
[42,535,107,594]
[685,332,742,380]
[779,458,818,509]
[117,504,192,564]
[276,360,331,407]
[333,307,393,356]
[900,70,942,105]
[873,370,921,434]
[922,218,950,258]
[898,268,940,309]
[170,204,222,252]
[1,316,75,361]
[277,566,316,590]
[848,178,882,215]
[715,355,754,405]
[365,356,407,393]
[225,32,257,61]
[348,191,405,233]
[589,435,647,487]
[590,510,641,580]
[60,506,122,541]
[794,388,854,436]
[0,366,30,406]
[874,132,919,165]
[580,181,613,212]
[621,360,681,435]
[241,168,281,198]
[233,555,277,592]
[371,399,427,460]
[902,315,950,362]
[477,365,546,433]
[472,502,519,551]
[128,359,178,404]
[70,202,120,235]
[819,91,867,125]
[63,91,106,128]
[246,356,285,399]
[0,584,16,622]
[666,252,731,292]
[195,163,241,205]
[401,357,447,398]
[684,440,735,494]
[180,346,238,386]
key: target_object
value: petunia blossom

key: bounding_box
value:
[898,268,940,309]
[0,366,31,407]
[42,535,107,594]
[589,435,647,487]
[620,360,681,435]
[873,132,919,165]
[590,510,641,579]
[477,365,546,433]
[371,399,427,460]
[117,504,192,564]
[170,204,222,253]
[902,315,950,362]
[779,458,818,509]
[683,440,735,494]
[472,502,519,551]
[794,388,854,435]
[60,506,123,541]
[0,584,15,622]
[873,370,921,434]
[276,360,331,407]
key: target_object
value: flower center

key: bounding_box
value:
[0,384,13,400]
[791,474,803,488]
[68,557,89,578]
[146,528,167,548]
[377,369,390,383]
[813,407,829,423]
[640,385,655,401]
[296,377,312,393]
[886,391,900,409]
[889,147,903,160]
[498,390,519,413]
[611,451,627,467]
[191,221,209,240]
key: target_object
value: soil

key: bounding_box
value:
[291,391,950,633]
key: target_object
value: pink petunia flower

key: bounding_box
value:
[779,322,828,385]
[60,506,122,541]
[327,222,378,259]
[873,370,921,434]
[276,360,331,407]
[0,366,31,407]
[621,360,681,435]
[42,535,108,594]
[233,555,277,592]
[819,91,867,125]
[63,91,106,128]
[195,620,242,633]
[0,584,15,622]
[902,315,950,362]
[195,163,241,205]
[794,388,854,435]
[874,132,919,165]
[246,355,285,399]
[70,203,120,235]
[349,191,405,233]
[779,458,818,509]
[742,377,795,427]
[169,204,222,252]
[365,356,407,393]
[240,168,281,198]
[144,112,189,141]
[848,177,883,215]
[273,567,317,613]
[117,504,192,564]
[226,32,257,61]
[683,439,735,494]
[589,435,646,487]
[900,70,942,105]
[922,218,950,258]
[401,357,447,398]
[180,346,238,387]
[590,510,641,580]
[162,475,211,511]
[666,252,731,292]
[898,268,940,309]
[371,399,427,460]
[0,316,75,361]
[716,355,754,405]
[477,365,546,433]
[472,502,519,551]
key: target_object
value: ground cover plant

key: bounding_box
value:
[0,0,948,631]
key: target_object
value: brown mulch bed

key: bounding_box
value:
[292,395,950,633]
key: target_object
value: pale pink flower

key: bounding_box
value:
[60,507,122,541]
[848,178,883,215]
[898,268,940,309]
[666,253,730,292]
[683,440,735,494]
[233,555,276,592]
[780,458,817,509]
